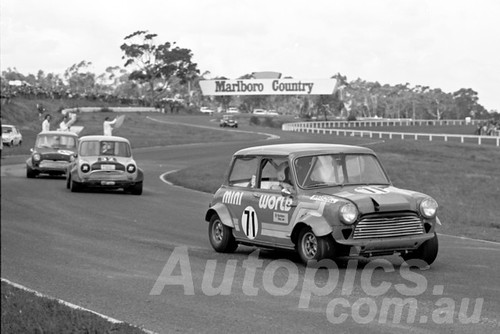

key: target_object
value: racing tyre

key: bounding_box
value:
[26,165,37,178]
[130,182,143,195]
[402,233,439,265]
[70,179,82,193]
[297,228,334,264]
[208,214,237,253]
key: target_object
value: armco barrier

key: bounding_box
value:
[282,122,500,147]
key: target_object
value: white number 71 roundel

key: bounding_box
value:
[241,206,259,240]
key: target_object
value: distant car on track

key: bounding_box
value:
[200,107,214,115]
[227,107,240,114]
[26,131,78,178]
[205,143,440,265]
[2,124,23,147]
[66,135,143,195]
[219,115,238,128]
[252,109,267,115]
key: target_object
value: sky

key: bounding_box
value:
[1,0,499,111]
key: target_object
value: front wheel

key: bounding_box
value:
[70,179,82,193]
[130,182,143,195]
[26,165,37,178]
[208,214,237,253]
[402,233,439,265]
[297,228,334,264]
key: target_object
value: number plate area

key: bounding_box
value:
[101,181,116,186]
[101,164,116,171]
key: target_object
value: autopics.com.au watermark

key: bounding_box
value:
[150,246,484,325]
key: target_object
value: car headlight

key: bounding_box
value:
[419,198,438,218]
[33,153,41,162]
[339,202,359,225]
[126,164,136,173]
[80,163,90,173]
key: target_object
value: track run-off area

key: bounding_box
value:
[1,119,499,334]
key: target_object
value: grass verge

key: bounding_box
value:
[1,280,150,334]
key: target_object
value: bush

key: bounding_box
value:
[347,114,357,122]
[99,107,113,113]
[249,116,261,126]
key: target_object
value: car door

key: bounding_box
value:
[243,157,297,248]
[222,155,260,242]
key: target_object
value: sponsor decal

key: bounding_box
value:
[242,206,259,240]
[199,79,337,96]
[273,212,289,224]
[222,191,244,205]
[354,186,390,195]
[311,194,339,204]
[259,195,293,212]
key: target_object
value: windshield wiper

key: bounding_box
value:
[307,182,340,189]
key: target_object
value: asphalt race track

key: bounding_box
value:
[1,131,499,334]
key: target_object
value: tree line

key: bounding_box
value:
[1,30,496,120]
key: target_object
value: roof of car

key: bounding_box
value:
[234,143,375,157]
[79,135,130,143]
[38,130,78,137]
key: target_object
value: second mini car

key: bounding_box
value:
[66,135,143,195]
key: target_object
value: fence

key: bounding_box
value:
[294,119,483,128]
[282,121,500,147]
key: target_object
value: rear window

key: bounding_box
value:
[79,140,131,157]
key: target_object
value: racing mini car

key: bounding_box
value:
[219,115,238,128]
[205,143,440,265]
[26,131,78,178]
[2,124,23,147]
[66,135,143,195]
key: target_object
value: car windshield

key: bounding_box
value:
[35,134,76,149]
[2,126,13,134]
[79,140,131,157]
[294,154,389,188]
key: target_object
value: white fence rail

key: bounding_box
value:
[282,122,500,147]
[297,119,483,127]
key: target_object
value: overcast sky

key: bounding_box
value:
[1,0,499,110]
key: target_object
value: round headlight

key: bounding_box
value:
[80,163,90,173]
[127,164,136,173]
[420,198,438,218]
[339,202,359,225]
[33,153,41,162]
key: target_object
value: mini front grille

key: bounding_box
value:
[353,213,424,239]
[91,162,125,171]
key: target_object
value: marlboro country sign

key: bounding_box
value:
[199,79,338,96]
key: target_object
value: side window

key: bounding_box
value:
[258,158,289,190]
[228,157,258,188]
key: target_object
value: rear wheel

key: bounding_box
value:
[297,228,334,264]
[208,214,237,253]
[402,233,439,265]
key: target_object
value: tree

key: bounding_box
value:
[64,60,96,95]
[120,30,199,106]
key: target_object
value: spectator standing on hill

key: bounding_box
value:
[59,115,70,131]
[103,117,117,136]
[42,114,51,132]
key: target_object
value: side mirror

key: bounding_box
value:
[281,187,294,197]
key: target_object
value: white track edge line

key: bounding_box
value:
[1,278,156,334]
